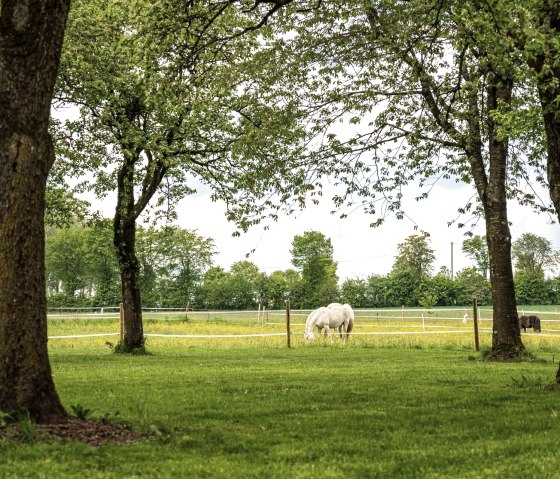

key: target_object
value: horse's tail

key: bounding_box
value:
[346,317,354,336]
[344,305,354,338]
[533,316,542,333]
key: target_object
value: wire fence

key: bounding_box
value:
[46,306,560,351]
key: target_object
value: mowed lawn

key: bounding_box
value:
[2,342,560,478]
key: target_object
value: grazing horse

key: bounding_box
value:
[304,303,354,341]
[519,315,541,333]
[327,303,355,337]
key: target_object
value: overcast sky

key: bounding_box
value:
[85,175,560,282]
[90,176,558,283]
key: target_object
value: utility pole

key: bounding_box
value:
[450,242,454,279]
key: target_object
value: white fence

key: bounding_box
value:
[46,306,560,346]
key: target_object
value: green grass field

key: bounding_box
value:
[2,310,560,478]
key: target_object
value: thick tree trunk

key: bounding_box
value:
[484,208,524,358]
[539,88,560,222]
[468,78,525,359]
[544,117,560,220]
[0,0,70,421]
[531,5,560,222]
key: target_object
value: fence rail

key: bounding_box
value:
[46,305,560,351]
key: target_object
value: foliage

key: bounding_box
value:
[264,269,303,310]
[462,235,489,279]
[45,223,560,309]
[54,0,314,232]
[46,221,121,305]
[515,270,555,305]
[512,232,559,276]
[339,278,368,308]
[383,269,418,307]
[45,185,90,228]
[419,274,464,307]
[46,223,215,307]
[137,226,216,307]
[195,264,262,310]
[70,404,95,420]
[454,267,492,305]
[386,233,436,305]
[392,233,435,279]
[290,230,339,307]
[364,274,391,308]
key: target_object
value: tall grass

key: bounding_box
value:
[46,306,560,354]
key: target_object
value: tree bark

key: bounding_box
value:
[472,78,525,359]
[113,156,145,353]
[528,5,560,222]
[114,219,145,352]
[536,69,560,223]
[542,97,560,222]
[484,199,523,357]
[0,0,70,421]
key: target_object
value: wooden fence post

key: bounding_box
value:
[472,297,480,352]
[285,299,291,348]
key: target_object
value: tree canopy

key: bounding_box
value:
[512,232,559,277]
[53,0,314,351]
[290,230,339,307]
[265,0,537,358]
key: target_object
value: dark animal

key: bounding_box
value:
[519,315,541,333]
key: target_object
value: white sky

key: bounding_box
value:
[85,178,560,282]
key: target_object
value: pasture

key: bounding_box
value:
[2,308,560,478]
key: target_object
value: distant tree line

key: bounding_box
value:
[46,224,560,310]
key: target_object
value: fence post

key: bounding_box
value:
[119,302,124,344]
[285,299,291,348]
[185,303,190,321]
[472,297,480,352]
[401,305,404,322]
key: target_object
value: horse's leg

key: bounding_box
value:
[339,323,348,342]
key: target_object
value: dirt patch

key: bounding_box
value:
[0,417,145,447]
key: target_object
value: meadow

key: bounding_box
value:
[2,308,560,478]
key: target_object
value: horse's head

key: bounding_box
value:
[304,330,314,341]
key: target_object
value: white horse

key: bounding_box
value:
[304,303,355,341]
[328,303,355,337]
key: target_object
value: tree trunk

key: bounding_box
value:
[0,0,70,421]
[113,157,145,353]
[530,6,560,222]
[468,77,525,359]
[114,220,145,352]
[484,206,523,358]
[544,111,560,222]
[539,86,560,222]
